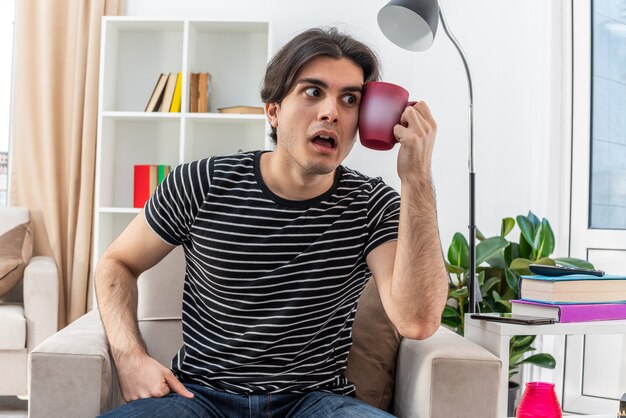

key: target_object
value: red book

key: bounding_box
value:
[511,299,626,323]
[133,165,157,208]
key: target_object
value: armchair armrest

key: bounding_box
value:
[29,310,121,418]
[394,326,501,418]
[23,256,59,351]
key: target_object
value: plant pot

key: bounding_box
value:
[508,381,520,417]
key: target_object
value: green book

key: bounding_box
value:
[157,165,170,185]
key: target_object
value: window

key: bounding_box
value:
[0,0,15,207]
[590,0,626,228]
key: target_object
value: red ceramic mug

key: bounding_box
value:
[359,81,416,151]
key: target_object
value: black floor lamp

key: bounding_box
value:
[377,0,479,313]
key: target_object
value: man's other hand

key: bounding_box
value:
[117,353,194,402]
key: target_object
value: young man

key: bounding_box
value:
[96,27,448,417]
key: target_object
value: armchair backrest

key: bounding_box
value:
[136,246,185,366]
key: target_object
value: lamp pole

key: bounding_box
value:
[437,6,478,313]
[377,0,479,313]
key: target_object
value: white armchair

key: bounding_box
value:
[30,247,501,417]
[0,207,58,397]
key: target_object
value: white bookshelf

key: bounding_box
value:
[94,17,272,263]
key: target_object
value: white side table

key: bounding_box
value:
[464,314,626,418]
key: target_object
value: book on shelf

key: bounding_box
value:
[520,273,626,304]
[144,73,168,112]
[511,299,626,323]
[217,106,264,115]
[169,72,182,112]
[198,72,212,112]
[157,164,170,184]
[133,164,171,208]
[159,73,178,112]
[189,73,200,113]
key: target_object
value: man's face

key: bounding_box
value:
[266,56,364,176]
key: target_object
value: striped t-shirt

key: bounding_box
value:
[144,150,401,395]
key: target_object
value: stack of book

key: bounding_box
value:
[512,273,626,323]
[189,72,212,112]
[133,165,171,208]
[145,73,182,113]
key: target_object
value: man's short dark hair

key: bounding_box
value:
[260,27,381,144]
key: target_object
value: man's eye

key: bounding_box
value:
[305,87,321,97]
[342,95,357,105]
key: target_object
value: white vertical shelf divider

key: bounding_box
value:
[179,20,191,165]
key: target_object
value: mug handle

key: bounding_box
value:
[407,101,418,107]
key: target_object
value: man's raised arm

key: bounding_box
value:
[367,101,448,340]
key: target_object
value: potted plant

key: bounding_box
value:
[442,211,593,414]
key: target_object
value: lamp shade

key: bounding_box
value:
[377,0,440,52]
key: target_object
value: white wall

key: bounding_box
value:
[126,0,569,253]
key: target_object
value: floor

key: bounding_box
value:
[0,397,27,418]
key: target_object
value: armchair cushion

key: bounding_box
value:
[345,279,401,411]
[0,222,33,297]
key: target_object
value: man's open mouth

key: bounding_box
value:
[311,134,336,149]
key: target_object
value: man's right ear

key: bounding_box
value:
[265,102,279,129]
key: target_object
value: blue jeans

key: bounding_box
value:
[98,383,395,417]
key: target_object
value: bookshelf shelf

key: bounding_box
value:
[94,17,271,262]
[99,207,141,214]
[185,113,266,122]
[102,111,182,121]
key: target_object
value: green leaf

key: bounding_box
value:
[555,257,594,269]
[442,305,460,318]
[534,218,555,259]
[481,277,500,294]
[527,211,540,228]
[509,352,525,367]
[495,299,512,311]
[492,289,502,301]
[476,237,510,265]
[485,252,507,269]
[531,222,543,257]
[501,217,515,237]
[519,232,533,259]
[511,335,534,350]
[535,257,556,266]
[441,317,461,332]
[510,258,532,275]
[476,228,487,241]
[504,242,519,266]
[516,353,556,369]
[517,215,536,250]
[450,287,469,299]
[477,270,486,286]
[445,261,465,275]
[501,287,517,301]
[447,232,469,269]
[504,269,519,294]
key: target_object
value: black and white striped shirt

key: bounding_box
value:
[145,151,400,395]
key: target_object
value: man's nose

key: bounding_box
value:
[318,97,339,123]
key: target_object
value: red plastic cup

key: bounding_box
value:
[516,382,562,418]
[358,81,416,151]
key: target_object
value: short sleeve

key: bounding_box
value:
[144,158,212,245]
[364,181,401,257]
